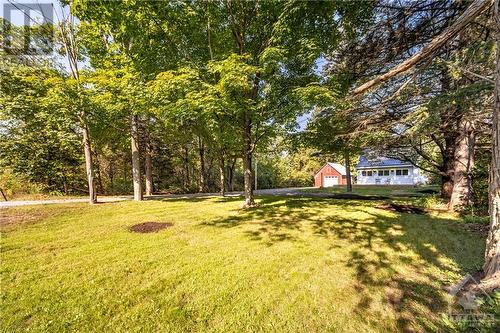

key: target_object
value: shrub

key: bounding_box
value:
[0,169,44,199]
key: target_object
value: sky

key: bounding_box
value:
[1,0,81,71]
[1,0,67,26]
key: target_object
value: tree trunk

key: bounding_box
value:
[441,175,454,199]
[198,137,206,192]
[441,131,456,199]
[344,147,352,192]
[93,149,104,195]
[183,145,190,190]
[449,118,476,210]
[242,112,255,207]
[219,156,225,196]
[131,114,143,201]
[439,70,458,199]
[82,123,97,204]
[483,0,500,279]
[228,158,236,192]
[145,131,153,196]
[108,157,114,194]
[123,151,128,183]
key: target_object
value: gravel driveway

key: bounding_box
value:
[0,188,316,208]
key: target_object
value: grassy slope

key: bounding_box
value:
[0,194,486,332]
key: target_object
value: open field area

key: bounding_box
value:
[2,1,500,331]
[1,187,495,332]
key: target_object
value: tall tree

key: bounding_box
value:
[208,0,371,206]
[58,14,97,203]
[351,0,499,280]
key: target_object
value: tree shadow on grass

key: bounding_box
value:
[200,195,485,332]
[153,195,244,204]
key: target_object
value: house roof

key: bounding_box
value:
[326,162,347,175]
[355,155,413,169]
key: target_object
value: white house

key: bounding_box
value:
[355,156,427,185]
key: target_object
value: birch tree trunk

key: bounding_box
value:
[483,0,500,279]
[131,114,143,201]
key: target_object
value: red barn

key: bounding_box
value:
[314,162,348,187]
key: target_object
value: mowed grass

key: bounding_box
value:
[300,184,440,197]
[0,194,485,332]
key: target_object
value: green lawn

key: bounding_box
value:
[0,193,488,332]
[300,184,440,197]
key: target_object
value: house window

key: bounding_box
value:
[396,170,402,176]
[402,169,409,176]
[383,170,389,176]
[361,171,366,176]
[367,170,373,176]
[378,170,383,176]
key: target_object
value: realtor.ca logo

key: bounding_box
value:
[447,273,497,327]
[1,1,54,55]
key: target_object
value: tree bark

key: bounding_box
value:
[82,123,97,204]
[441,138,455,199]
[108,157,114,194]
[449,118,476,210]
[93,149,104,195]
[145,130,153,196]
[344,146,352,192]
[228,158,236,192]
[131,114,143,201]
[439,69,458,199]
[183,145,190,190]
[198,137,206,192]
[483,0,500,279]
[352,0,493,95]
[219,156,225,196]
[242,111,255,207]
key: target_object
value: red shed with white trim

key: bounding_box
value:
[314,162,348,187]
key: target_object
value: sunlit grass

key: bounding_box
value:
[0,195,486,332]
[300,184,440,197]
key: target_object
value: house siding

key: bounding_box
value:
[356,166,425,185]
[314,164,347,187]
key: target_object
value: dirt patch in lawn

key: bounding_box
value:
[0,208,51,231]
[377,203,426,215]
[129,222,173,233]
